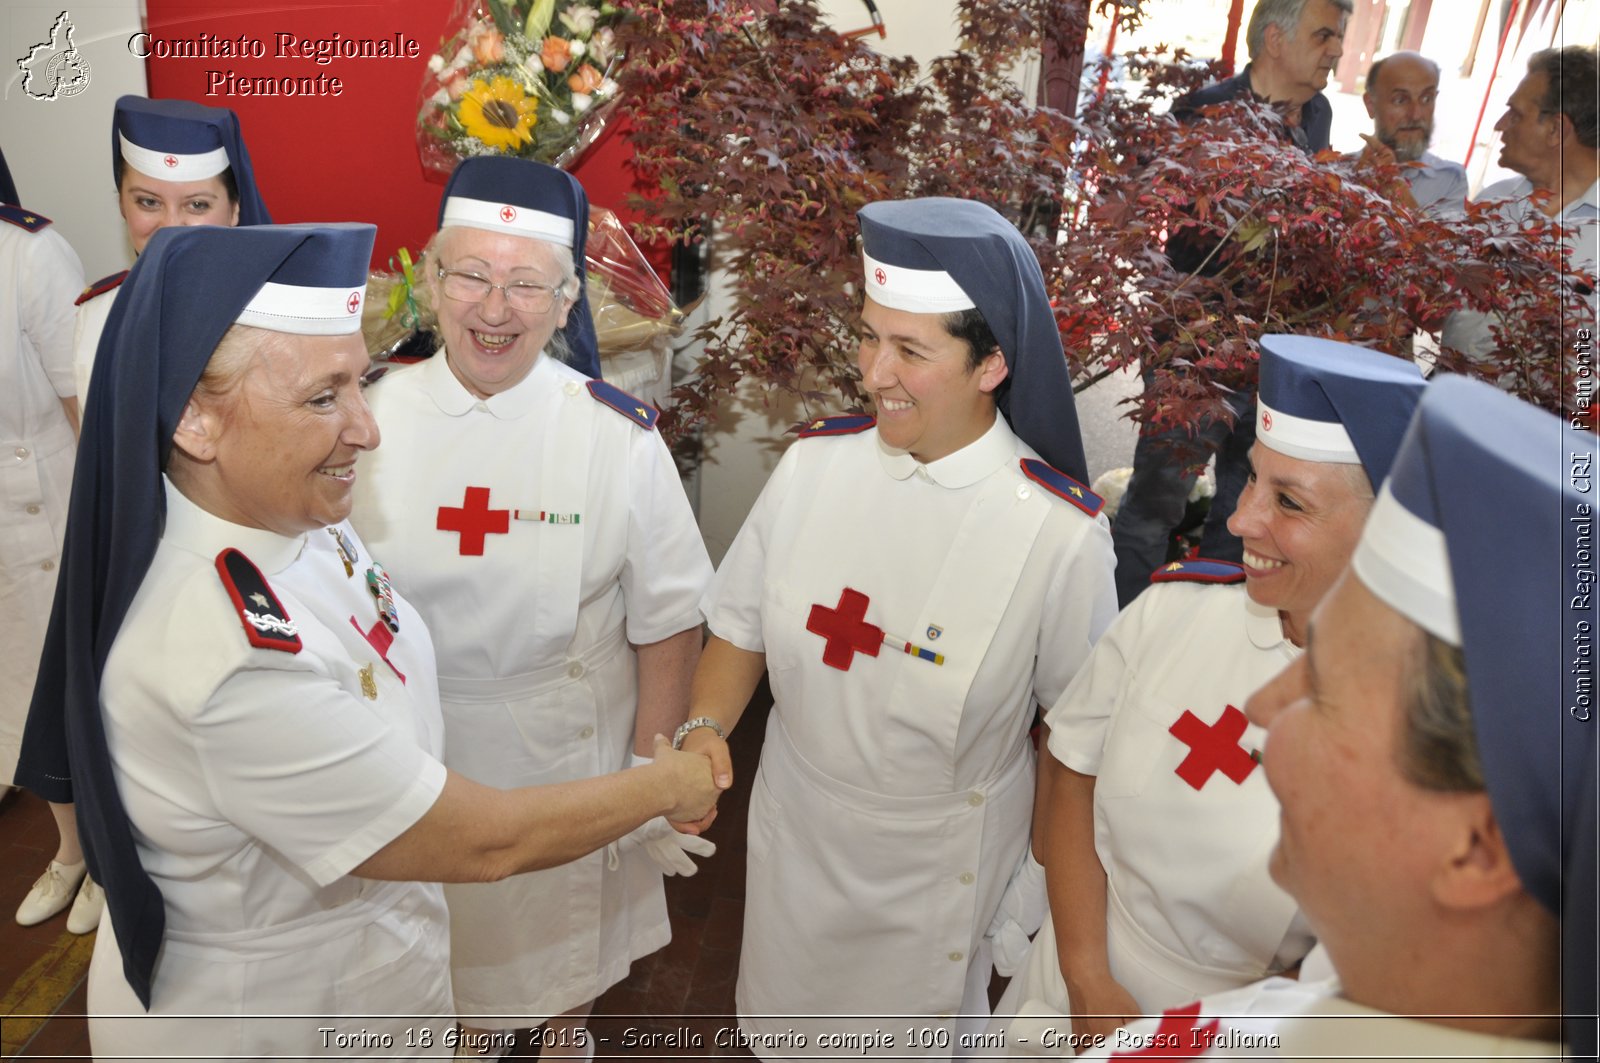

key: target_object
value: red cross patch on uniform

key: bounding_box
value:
[214,548,301,654]
[1169,705,1258,790]
[1110,1001,1219,1058]
[586,379,658,430]
[76,270,129,306]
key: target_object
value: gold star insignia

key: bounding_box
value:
[1165,562,1184,572]
[23,215,37,224]
[1069,485,1084,498]
[811,420,826,430]
[249,592,270,608]
[635,406,648,418]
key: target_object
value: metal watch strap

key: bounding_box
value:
[672,716,725,750]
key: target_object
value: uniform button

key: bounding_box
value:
[474,401,490,413]
[1016,485,1031,500]
[564,381,581,397]
[567,661,586,679]
[578,726,594,739]
[14,447,28,460]
[41,560,55,571]
[948,951,964,963]
[967,792,984,807]
[958,872,975,885]
[26,504,40,515]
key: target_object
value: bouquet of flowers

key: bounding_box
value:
[416,0,626,174]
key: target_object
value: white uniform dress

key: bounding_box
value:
[87,481,453,1060]
[70,275,122,411]
[0,209,82,785]
[702,416,1117,1060]
[352,351,711,1026]
[1008,977,1563,1060]
[1000,576,1312,1031]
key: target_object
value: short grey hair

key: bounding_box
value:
[1246,0,1354,60]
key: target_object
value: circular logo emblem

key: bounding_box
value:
[1261,411,1274,431]
[873,268,887,286]
[163,154,179,169]
[346,292,362,314]
[499,205,517,223]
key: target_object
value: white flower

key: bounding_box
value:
[450,45,474,71]
[551,108,572,125]
[429,88,450,108]
[595,77,618,99]
[559,5,600,36]
[522,53,545,76]
[568,39,586,58]
[589,27,616,66]
[571,92,592,113]
[427,54,445,73]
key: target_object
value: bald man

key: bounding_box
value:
[1357,52,1468,216]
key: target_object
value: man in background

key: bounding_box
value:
[1357,51,1468,216]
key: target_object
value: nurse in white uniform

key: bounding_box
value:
[14,223,721,1061]
[351,156,714,1053]
[72,95,272,409]
[0,147,86,928]
[1002,336,1427,1048]
[686,198,1117,1060]
[1045,376,1593,1060]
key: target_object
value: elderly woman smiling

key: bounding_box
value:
[352,157,713,1054]
[15,223,720,1061]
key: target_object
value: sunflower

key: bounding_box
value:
[458,75,538,151]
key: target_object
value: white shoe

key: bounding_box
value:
[16,860,87,926]
[66,874,104,934]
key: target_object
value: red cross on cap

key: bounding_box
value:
[499,205,517,223]
[346,291,362,314]
[162,155,179,168]
[873,267,887,286]
[1262,411,1274,431]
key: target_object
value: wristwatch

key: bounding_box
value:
[672,716,726,750]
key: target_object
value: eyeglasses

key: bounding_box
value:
[436,264,564,314]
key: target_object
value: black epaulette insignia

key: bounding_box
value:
[797,414,875,438]
[1019,458,1104,517]
[76,270,129,306]
[1150,558,1247,585]
[214,548,302,653]
[586,379,658,430]
[0,204,52,233]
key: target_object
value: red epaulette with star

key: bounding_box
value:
[1149,558,1246,585]
[0,204,51,233]
[76,270,129,306]
[214,548,302,653]
[1019,458,1104,518]
[587,379,658,430]
[797,414,875,438]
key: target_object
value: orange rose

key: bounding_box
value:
[567,63,603,94]
[541,36,572,72]
[471,29,505,65]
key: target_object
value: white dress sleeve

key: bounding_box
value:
[619,425,713,646]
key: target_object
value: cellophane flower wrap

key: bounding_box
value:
[587,207,686,356]
[417,0,626,174]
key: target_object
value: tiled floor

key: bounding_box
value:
[1,694,772,1061]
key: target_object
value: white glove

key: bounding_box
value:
[617,814,717,876]
[985,846,1047,977]
[610,753,716,877]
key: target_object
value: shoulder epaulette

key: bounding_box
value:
[1149,558,1246,585]
[797,414,875,438]
[0,204,51,233]
[76,270,129,306]
[1019,458,1104,517]
[214,548,302,654]
[586,379,658,430]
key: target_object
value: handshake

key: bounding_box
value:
[622,731,736,877]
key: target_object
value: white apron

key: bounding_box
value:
[353,353,709,1024]
[706,420,1118,1062]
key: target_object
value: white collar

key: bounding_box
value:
[418,344,554,420]
[875,414,1015,488]
[1245,592,1295,652]
[161,476,307,576]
